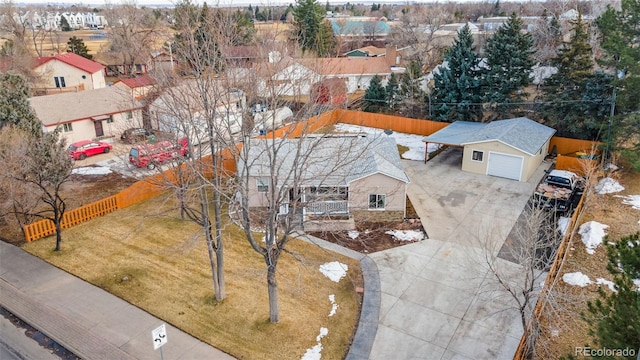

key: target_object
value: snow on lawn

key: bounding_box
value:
[385,229,425,242]
[333,123,440,161]
[301,327,329,360]
[615,194,640,210]
[595,177,625,194]
[578,221,609,254]
[596,278,617,292]
[557,216,571,236]
[328,294,338,317]
[563,272,592,287]
[72,166,112,175]
[347,230,359,239]
[319,262,348,283]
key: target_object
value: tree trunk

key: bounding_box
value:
[202,203,220,299]
[54,220,62,252]
[267,263,279,323]
[211,146,226,301]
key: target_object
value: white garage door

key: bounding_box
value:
[487,152,523,181]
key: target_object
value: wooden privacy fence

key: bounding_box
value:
[549,136,602,155]
[333,109,448,135]
[23,195,118,242]
[512,194,587,360]
[555,155,599,175]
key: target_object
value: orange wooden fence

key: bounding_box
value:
[555,155,599,175]
[23,195,118,242]
[333,109,448,135]
[512,194,587,360]
[549,136,602,156]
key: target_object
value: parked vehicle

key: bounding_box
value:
[253,106,293,135]
[533,169,585,214]
[128,137,189,169]
[68,140,113,160]
[121,128,153,143]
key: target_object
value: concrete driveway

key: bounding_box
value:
[367,147,550,359]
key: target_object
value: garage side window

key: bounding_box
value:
[368,194,386,210]
[257,178,269,192]
[472,150,484,162]
[62,123,73,132]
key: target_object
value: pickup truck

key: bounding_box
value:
[533,169,585,214]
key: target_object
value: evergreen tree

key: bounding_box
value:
[364,75,386,112]
[173,1,224,74]
[60,16,72,31]
[293,0,335,56]
[385,73,399,110]
[0,73,42,136]
[399,60,424,118]
[67,36,93,60]
[483,13,534,120]
[540,13,610,140]
[431,24,484,122]
[585,232,640,352]
[597,0,640,171]
[233,10,256,45]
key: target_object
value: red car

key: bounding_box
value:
[68,140,113,160]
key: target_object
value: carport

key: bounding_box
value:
[423,118,555,182]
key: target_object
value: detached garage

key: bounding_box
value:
[424,118,556,181]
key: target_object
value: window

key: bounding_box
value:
[472,150,484,162]
[54,76,66,88]
[107,115,114,124]
[62,123,73,132]
[125,111,132,119]
[368,194,385,209]
[257,178,269,192]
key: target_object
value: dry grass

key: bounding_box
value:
[22,194,362,360]
[536,169,640,358]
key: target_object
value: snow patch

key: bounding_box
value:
[347,230,359,239]
[328,294,338,317]
[384,229,425,242]
[579,221,609,254]
[557,216,571,236]
[72,166,112,175]
[319,262,348,283]
[333,123,439,161]
[301,327,329,360]
[595,177,624,194]
[563,272,592,287]
[615,195,640,210]
[596,278,617,292]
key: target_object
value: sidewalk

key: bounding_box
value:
[0,241,234,360]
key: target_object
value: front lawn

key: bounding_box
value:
[22,194,362,360]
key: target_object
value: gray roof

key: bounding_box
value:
[29,85,143,126]
[240,136,409,187]
[424,118,556,156]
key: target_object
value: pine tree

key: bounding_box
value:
[431,24,484,122]
[540,13,610,140]
[585,232,640,351]
[293,0,335,56]
[483,13,534,120]
[399,60,424,118]
[363,75,386,112]
[67,36,93,60]
[60,16,72,32]
[385,73,399,110]
[0,73,42,136]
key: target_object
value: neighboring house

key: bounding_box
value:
[94,52,149,77]
[300,57,396,93]
[221,45,267,67]
[240,136,410,224]
[29,85,144,144]
[114,75,157,100]
[32,52,106,95]
[343,45,386,57]
[423,118,556,181]
[327,17,390,41]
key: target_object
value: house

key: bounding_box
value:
[423,118,556,181]
[32,52,106,95]
[343,45,386,57]
[299,57,395,93]
[327,17,390,41]
[221,45,267,67]
[29,85,144,144]
[240,136,410,225]
[93,52,149,77]
[114,75,157,100]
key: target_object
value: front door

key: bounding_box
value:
[94,120,104,137]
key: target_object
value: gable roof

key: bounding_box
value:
[241,136,409,187]
[29,85,143,126]
[297,57,391,76]
[424,118,556,156]
[35,52,104,74]
[344,46,386,57]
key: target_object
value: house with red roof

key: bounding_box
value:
[32,52,106,95]
[113,75,157,100]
